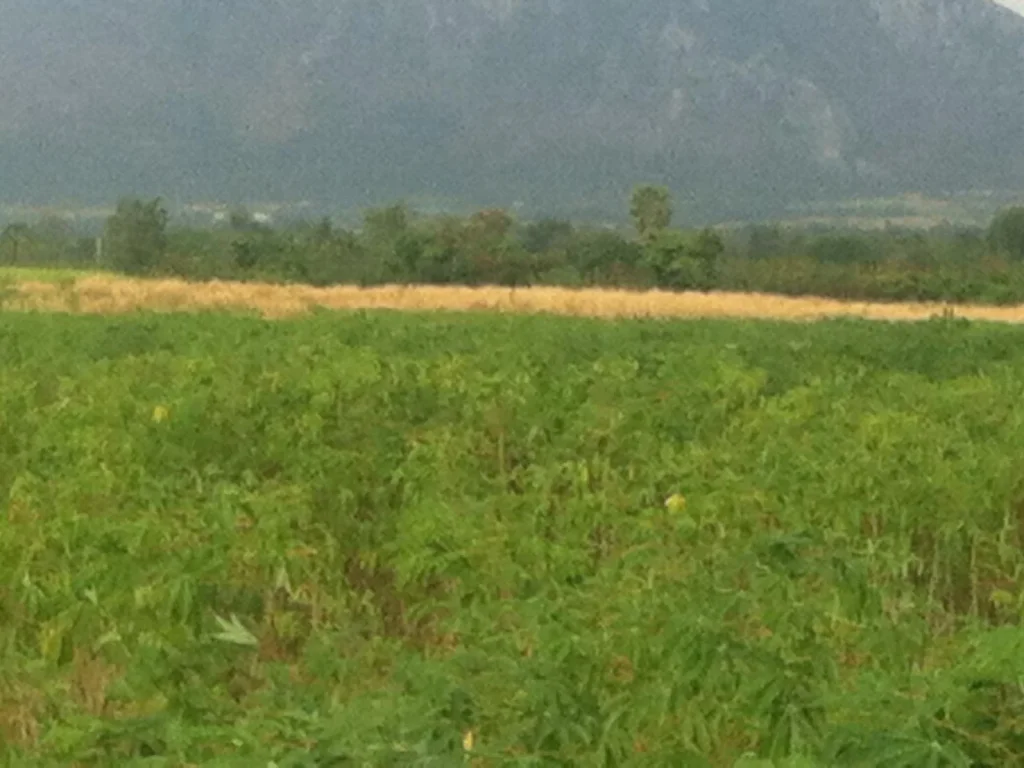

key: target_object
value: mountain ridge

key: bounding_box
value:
[1,0,1022,222]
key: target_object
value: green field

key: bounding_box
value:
[2,310,1024,766]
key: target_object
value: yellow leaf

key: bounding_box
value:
[462,729,475,752]
[664,493,687,513]
[990,589,1015,608]
[152,405,169,423]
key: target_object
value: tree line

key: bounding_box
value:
[4,187,1024,305]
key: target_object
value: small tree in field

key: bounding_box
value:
[989,206,1024,261]
[630,185,672,243]
[0,223,31,265]
[103,197,169,275]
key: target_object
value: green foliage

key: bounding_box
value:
[643,227,723,289]
[630,184,673,242]
[809,233,878,265]
[566,230,645,286]
[103,197,169,275]
[745,224,787,260]
[363,203,411,248]
[231,237,260,270]
[0,223,32,265]
[520,217,575,254]
[988,206,1024,261]
[4,311,1024,763]
[0,275,15,308]
[2,221,98,269]
[17,191,1024,306]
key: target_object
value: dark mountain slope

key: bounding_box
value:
[1,0,1022,221]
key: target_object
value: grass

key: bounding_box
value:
[6,270,1024,324]
[0,266,107,283]
[2,308,1024,765]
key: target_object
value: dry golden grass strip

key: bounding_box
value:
[7,274,1024,324]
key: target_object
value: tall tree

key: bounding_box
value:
[361,203,416,282]
[989,206,1024,261]
[363,204,410,247]
[520,218,574,254]
[630,185,672,243]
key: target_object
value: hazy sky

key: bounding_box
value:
[996,0,1024,14]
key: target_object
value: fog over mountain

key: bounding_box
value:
[1,0,1023,222]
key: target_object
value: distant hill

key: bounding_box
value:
[1,0,1023,223]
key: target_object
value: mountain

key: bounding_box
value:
[1,0,1023,223]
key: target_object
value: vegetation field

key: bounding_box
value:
[3,309,1024,765]
[7,271,1024,325]
[7,190,1024,309]
[0,267,107,284]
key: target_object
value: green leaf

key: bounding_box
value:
[212,613,259,647]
